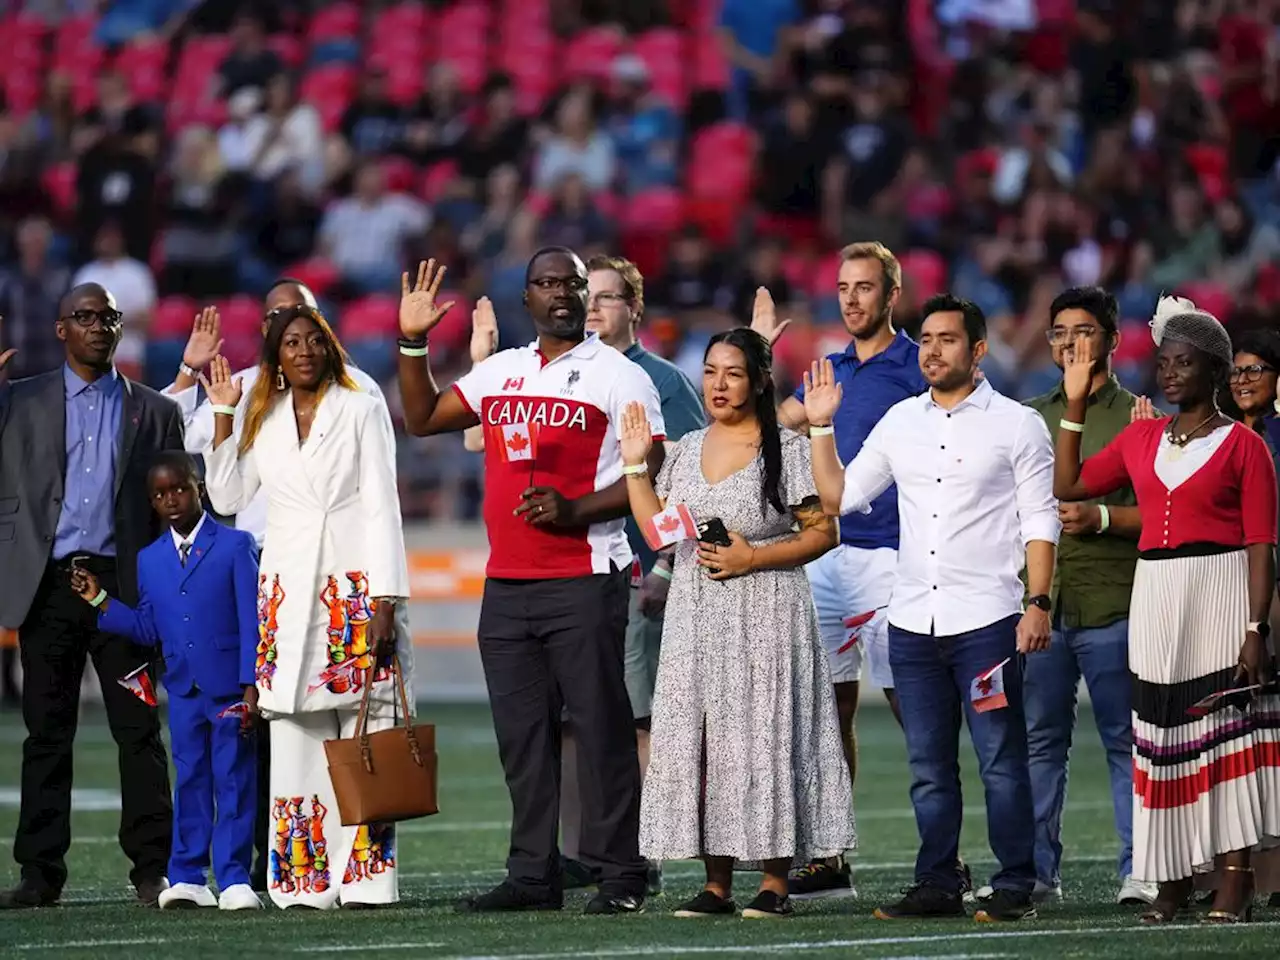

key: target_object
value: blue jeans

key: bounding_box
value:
[889,615,1036,894]
[1024,618,1133,884]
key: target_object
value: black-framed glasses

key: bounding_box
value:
[529,276,588,293]
[1229,363,1276,383]
[1045,325,1100,345]
[62,308,122,329]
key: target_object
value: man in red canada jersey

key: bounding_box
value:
[396,251,665,915]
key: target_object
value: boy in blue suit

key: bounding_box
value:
[71,452,262,911]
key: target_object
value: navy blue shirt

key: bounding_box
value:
[793,331,926,550]
[624,342,706,573]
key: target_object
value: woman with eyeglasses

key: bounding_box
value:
[201,303,413,911]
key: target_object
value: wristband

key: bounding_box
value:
[1097,504,1110,533]
[89,589,107,608]
[651,565,671,582]
[809,425,835,437]
[398,343,429,357]
[622,464,648,476]
[1059,419,1084,433]
[179,362,199,379]
[212,405,237,417]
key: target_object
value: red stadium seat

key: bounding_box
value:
[283,259,341,300]
[341,295,399,341]
[3,70,42,115]
[899,249,948,300]
[306,2,362,44]
[381,156,419,194]
[430,291,473,353]
[268,34,306,69]
[688,123,756,200]
[439,1,492,37]
[373,2,429,41]
[300,64,357,132]
[41,163,77,217]
[1175,281,1233,324]
[419,161,460,203]
[219,296,264,340]
[620,187,684,279]
[153,297,199,339]
[562,26,625,83]
[53,13,95,58]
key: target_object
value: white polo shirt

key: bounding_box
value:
[452,333,666,579]
[837,378,1061,636]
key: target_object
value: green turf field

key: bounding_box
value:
[0,702,1274,958]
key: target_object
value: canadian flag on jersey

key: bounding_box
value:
[641,503,698,551]
[117,663,157,707]
[498,422,538,462]
[969,657,1011,713]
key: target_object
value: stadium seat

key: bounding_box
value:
[562,26,625,83]
[619,187,684,279]
[284,259,341,300]
[268,33,306,69]
[373,2,430,40]
[41,163,77,218]
[1174,281,1233,324]
[341,295,399,340]
[300,64,357,132]
[306,2,361,44]
[220,296,264,340]
[899,249,948,300]
[152,297,199,339]
[382,156,419,194]
[419,161,460,203]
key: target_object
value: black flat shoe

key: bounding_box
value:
[0,884,59,910]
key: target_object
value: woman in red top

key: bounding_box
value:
[1053,298,1277,924]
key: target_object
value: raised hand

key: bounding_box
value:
[470,296,498,365]
[802,359,843,426]
[182,305,224,370]
[750,287,791,346]
[201,355,243,408]
[1062,333,1094,402]
[1130,396,1158,422]
[619,400,654,467]
[399,259,456,340]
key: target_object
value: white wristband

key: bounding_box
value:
[1097,504,1110,533]
[89,589,108,608]
[212,405,237,417]
[399,344,429,357]
[179,362,199,379]
[1059,419,1084,433]
[622,464,648,476]
[809,425,835,437]
[651,565,671,582]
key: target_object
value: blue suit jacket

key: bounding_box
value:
[98,516,260,700]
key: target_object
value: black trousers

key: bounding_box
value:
[15,557,172,893]
[478,568,646,898]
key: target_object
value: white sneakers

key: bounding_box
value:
[973,881,1062,903]
[1116,876,1158,905]
[158,881,262,910]
[158,882,217,909]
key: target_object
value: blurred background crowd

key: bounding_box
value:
[0,0,1276,520]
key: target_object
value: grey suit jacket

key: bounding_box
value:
[0,369,185,628]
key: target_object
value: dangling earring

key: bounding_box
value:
[276,366,286,390]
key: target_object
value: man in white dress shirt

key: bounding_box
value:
[162,277,390,890]
[807,294,1060,924]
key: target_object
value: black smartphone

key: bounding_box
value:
[697,518,732,547]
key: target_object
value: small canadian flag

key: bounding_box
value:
[837,607,885,654]
[641,503,698,551]
[970,657,1011,713]
[118,664,158,707]
[498,422,537,462]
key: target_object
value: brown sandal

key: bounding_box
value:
[1203,866,1254,924]
[1140,880,1193,924]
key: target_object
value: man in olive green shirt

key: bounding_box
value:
[1019,288,1155,907]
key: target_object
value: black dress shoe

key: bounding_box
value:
[134,877,169,907]
[0,883,59,909]
[584,891,644,915]
[457,881,562,913]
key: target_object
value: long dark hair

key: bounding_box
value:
[705,328,784,516]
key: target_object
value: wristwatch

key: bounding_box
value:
[1247,620,1271,639]
[1028,594,1052,613]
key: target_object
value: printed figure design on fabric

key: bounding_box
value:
[319,570,387,693]
[344,822,395,883]
[271,795,331,895]
[256,573,285,689]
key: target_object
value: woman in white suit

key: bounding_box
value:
[202,304,412,910]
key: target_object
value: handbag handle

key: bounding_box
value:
[352,654,422,773]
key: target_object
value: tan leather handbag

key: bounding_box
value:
[323,657,439,825]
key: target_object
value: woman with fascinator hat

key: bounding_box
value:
[1053,295,1279,924]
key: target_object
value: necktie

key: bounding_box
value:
[179,542,190,567]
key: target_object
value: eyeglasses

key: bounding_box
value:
[61,308,123,329]
[1045,326,1100,345]
[588,292,628,309]
[529,276,588,293]
[1229,363,1276,383]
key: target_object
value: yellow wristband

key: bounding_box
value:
[1059,419,1084,433]
[809,425,835,437]
[1097,504,1110,533]
[89,589,108,608]
[622,464,648,477]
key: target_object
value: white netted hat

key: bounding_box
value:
[1148,294,1233,367]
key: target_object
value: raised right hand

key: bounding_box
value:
[400,259,456,340]
[182,305,223,370]
[619,401,654,467]
[802,358,843,426]
[1062,334,1094,402]
[1130,396,1158,422]
[470,296,498,365]
[750,287,791,346]
[201,355,243,408]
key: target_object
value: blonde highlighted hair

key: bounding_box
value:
[839,241,902,293]
[239,305,358,454]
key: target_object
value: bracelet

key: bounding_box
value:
[89,589,107,608]
[1059,419,1084,433]
[651,565,671,582]
[398,343,429,357]
[1097,504,1110,533]
[179,362,199,379]
[622,464,648,476]
[809,425,835,437]
[212,405,237,417]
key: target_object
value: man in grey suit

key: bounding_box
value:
[0,283,183,909]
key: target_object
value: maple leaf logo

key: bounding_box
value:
[976,676,994,696]
[506,432,529,453]
[658,514,681,533]
[844,610,876,630]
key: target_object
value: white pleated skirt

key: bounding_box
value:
[1129,549,1280,883]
